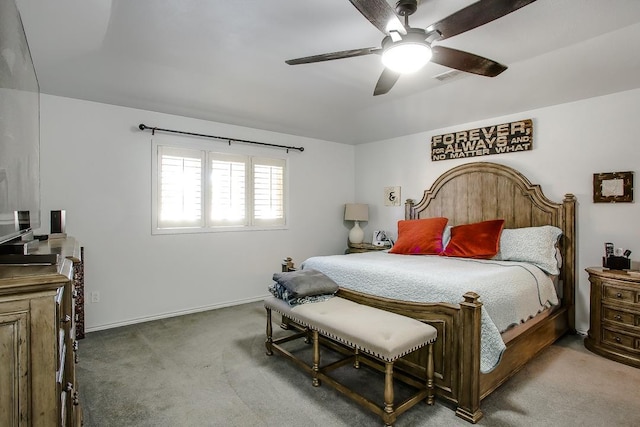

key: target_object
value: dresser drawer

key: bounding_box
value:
[603,282,638,305]
[602,328,639,352]
[602,306,640,328]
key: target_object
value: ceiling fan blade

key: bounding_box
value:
[348,0,406,35]
[285,47,381,65]
[431,46,507,77]
[373,68,401,96]
[428,0,537,40]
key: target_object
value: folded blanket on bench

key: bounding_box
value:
[270,269,339,306]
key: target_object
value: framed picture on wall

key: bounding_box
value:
[593,171,634,203]
[384,186,401,206]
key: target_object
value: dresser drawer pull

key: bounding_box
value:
[614,315,623,321]
[61,314,71,324]
[615,336,622,343]
[616,292,623,298]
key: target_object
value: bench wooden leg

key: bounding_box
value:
[426,342,434,405]
[384,361,395,425]
[312,330,321,387]
[265,307,273,356]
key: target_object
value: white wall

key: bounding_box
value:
[38,94,355,331]
[38,89,640,334]
[354,89,640,334]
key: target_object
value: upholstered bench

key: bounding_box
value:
[264,296,437,426]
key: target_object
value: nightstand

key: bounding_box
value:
[346,242,389,254]
[584,267,640,368]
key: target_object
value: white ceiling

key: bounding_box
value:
[15,0,640,144]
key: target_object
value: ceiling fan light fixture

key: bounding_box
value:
[381,42,432,74]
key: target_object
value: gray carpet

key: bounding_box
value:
[77,301,640,426]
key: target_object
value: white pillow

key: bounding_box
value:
[442,225,453,249]
[494,225,563,275]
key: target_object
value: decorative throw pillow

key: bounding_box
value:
[441,219,505,259]
[493,225,563,275]
[389,217,448,255]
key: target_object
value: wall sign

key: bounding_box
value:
[431,119,533,161]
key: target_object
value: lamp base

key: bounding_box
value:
[348,221,364,244]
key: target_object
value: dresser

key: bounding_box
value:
[0,237,83,426]
[584,267,640,368]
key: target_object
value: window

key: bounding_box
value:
[153,142,287,233]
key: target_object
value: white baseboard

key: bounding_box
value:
[85,294,271,333]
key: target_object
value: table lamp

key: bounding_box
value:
[344,203,368,244]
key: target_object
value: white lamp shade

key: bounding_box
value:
[344,203,368,221]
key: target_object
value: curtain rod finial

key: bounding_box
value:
[138,124,146,130]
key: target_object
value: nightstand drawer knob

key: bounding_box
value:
[616,292,623,298]
[61,314,71,324]
[615,336,622,343]
[614,315,623,321]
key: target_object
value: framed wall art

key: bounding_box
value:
[384,186,401,206]
[593,171,634,203]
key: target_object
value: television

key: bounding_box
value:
[0,0,41,244]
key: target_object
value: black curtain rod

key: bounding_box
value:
[138,123,304,153]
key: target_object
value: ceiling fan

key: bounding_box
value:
[285,0,537,95]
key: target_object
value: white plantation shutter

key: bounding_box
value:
[252,157,285,226]
[153,141,287,233]
[157,146,204,228]
[209,153,248,226]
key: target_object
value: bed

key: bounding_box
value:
[281,162,576,423]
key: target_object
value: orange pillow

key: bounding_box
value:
[389,218,448,255]
[441,219,505,259]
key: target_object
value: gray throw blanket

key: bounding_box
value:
[272,269,339,298]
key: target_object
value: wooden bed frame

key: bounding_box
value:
[282,162,576,423]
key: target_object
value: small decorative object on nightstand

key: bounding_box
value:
[346,242,389,254]
[584,267,640,368]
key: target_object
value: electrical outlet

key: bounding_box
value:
[91,291,100,303]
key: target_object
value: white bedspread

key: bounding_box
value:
[301,251,558,373]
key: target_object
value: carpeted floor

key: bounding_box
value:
[77,301,640,426]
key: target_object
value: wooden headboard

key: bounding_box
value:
[405,162,576,328]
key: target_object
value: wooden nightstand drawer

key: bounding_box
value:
[585,267,640,368]
[603,283,637,305]
[602,306,640,327]
[602,328,638,351]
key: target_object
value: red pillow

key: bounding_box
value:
[441,219,505,259]
[389,218,448,255]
